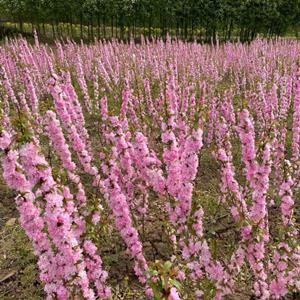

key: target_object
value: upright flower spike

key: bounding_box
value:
[76,53,92,111]
[45,109,89,210]
[292,76,300,162]
[100,175,148,284]
[23,67,39,115]
[48,75,97,176]
[61,71,92,149]
[236,109,257,184]
[0,134,62,299]
[45,110,76,171]
[19,142,93,298]
[98,116,149,285]
[0,66,18,105]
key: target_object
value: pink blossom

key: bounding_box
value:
[168,287,181,300]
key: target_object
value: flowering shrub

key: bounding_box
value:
[1,36,300,299]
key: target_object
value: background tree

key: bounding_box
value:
[1,0,300,42]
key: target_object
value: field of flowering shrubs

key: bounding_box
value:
[0,36,300,300]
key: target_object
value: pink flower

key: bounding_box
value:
[270,278,288,298]
[92,212,101,225]
[145,288,153,298]
[0,130,11,150]
[168,287,180,300]
[84,240,97,256]
[176,271,186,281]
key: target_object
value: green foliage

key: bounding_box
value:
[147,260,182,300]
[1,0,300,41]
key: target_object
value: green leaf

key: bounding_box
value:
[169,279,182,290]
[35,164,48,171]
[163,261,172,270]
[148,269,159,276]
[32,180,43,193]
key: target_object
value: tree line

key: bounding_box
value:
[0,0,300,42]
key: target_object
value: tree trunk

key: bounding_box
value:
[239,27,244,42]
[52,22,55,38]
[143,17,146,37]
[191,20,194,39]
[227,19,233,41]
[70,14,73,38]
[80,13,83,39]
[120,15,124,39]
[97,14,100,39]
[103,14,106,38]
[90,15,94,39]
[148,12,152,38]
[18,16,23,32]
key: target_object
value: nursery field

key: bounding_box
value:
[1,36,300,300]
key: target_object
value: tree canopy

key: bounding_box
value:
[0,0,300,41]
